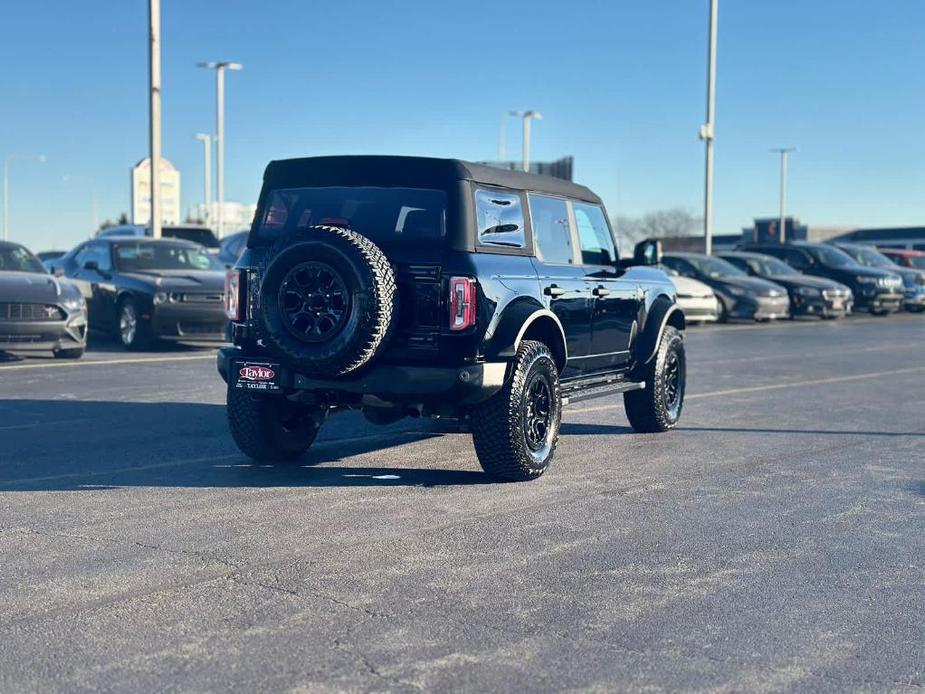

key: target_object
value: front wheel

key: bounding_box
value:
[470,340,562,481]
[624,326,686,433]
[118,298,154,351]
[227,387,322,462]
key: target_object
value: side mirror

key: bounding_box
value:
[633,238,663,266]
[83,260,99,272]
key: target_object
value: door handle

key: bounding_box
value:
[544,284,566,297]
[592,286,611,297]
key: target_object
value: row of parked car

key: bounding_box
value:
[662,241,924,323]
[1,219,922,362]
[0,225,239,359]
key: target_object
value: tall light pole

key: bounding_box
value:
[149,0,162,239]
[197,61,242,238]
[699,0,718,255]
[2,154,46,242]
[498,111,520,162]
[62,175,98,232]
[514,110,542,173]
[194,133,212,222]
[771,147,797,243]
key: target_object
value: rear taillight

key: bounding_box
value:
[449,276,476,331]
[224,269,245,320]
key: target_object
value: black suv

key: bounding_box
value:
[739,241,903,314]
[218,156,686,481]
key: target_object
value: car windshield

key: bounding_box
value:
[748,256,799,277]
[255,186,447,245]
[808,245,857,268]
[0,244,45,273]
[684,255,747,279]
[840,245,896,269]
[113,243,220,272]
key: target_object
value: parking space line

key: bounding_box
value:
[0,354,216,371]
[569,365,925,414]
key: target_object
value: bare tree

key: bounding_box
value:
[613,207,702,249]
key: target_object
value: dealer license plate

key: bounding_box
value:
[232,359,282,393]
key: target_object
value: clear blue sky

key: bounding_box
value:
[1,0,923,250]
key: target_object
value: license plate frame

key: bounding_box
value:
[232,359,283,393]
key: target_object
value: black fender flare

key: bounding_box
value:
[484,299,568,372]
[633,296,685,371]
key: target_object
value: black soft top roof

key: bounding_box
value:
[262,156,602,204]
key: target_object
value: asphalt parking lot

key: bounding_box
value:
[1,316,923,692]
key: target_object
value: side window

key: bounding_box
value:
[74,244,92,266]
[784,249,809,270]
[475,189,525,249]
[529,195,573,264]
[573,203,616,266]
[79,244,112,271]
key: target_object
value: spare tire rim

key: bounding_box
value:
[523,373,553,452]
[278,261,351,343]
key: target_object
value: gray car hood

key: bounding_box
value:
[0,271,79,303]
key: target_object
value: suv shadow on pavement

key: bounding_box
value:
[0,400,493,492]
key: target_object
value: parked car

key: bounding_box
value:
[95,224,221,252]
[216,230,248,267]
[878,247,925,271]
[0,241,87,358]
[832,242,925,312]
[658,265,718,324]
[661,252,789,321]
[739,241,903,315]
[717,251,851,319]
[52,237,228,350]
[220,155,688,481]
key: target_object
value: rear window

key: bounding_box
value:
[255,187,447,245]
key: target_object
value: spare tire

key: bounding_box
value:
[258,225,397,378]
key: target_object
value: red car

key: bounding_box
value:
[878,248,925,271]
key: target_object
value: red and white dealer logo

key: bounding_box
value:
[239,365,275,382]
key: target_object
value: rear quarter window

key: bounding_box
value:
[475,189,526,249]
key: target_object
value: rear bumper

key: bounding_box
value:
[0,315,87,352]
[217,347,507,405]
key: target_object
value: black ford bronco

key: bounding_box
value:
[218,156,686,481]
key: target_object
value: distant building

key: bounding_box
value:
[131,158,181,226]
[187,201,258,233]
[479,156,574,181]
[741,217,808,243]
[827,226,925,251]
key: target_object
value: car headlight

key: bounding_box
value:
[153,291,170,304]
[61,296,86,311]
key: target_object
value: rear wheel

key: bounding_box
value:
[227,387,322,462]
[470,340,561,481]
[624,326,685,433]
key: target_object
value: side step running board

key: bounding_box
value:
[562,380,645,406]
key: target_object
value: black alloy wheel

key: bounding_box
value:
[523,373,553,452]
[278,261,351,343]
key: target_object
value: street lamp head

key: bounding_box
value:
[524,111,543,121]
[198,61,243,71]
[194,133,212,142]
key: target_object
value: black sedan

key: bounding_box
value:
[0,241,87,358]
[52,237,228,350]
[662,252,790,321]
[718,251,852,319]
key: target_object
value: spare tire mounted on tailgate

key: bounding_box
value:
[258,225,397,378]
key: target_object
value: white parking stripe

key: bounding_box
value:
[569,365,925,414]
[0,354,216,371]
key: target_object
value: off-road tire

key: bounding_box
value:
[227,387,322,462]
[624,326,685,433]
[53,347,85,359]
[258,225,397,378]
[470,340,561,481]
